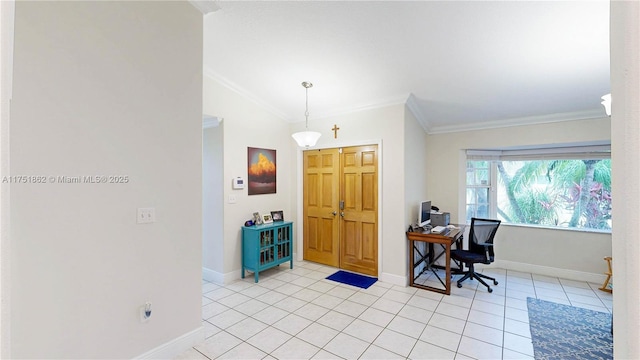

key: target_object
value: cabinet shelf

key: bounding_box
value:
[242,221,293,282]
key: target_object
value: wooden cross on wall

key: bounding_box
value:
[332,124,340,139]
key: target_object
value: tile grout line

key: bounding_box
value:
[193,265,598,360]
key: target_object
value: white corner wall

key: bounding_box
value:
[426,118,612,279]
[202,125,224,282]
[0,0,15,357]
[404,107,429,231]
[202,75,293,283]
[403,106,429,284]
[610,1,640,358]
[9,2,203,358]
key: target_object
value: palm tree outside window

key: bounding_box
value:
[465,144,611,231]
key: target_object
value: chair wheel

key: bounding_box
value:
[488,288,493,293]
[457,283,462,288]
[493,280,499,285]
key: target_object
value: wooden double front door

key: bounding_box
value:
[303,145,378,276]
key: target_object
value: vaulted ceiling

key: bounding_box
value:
[203,1,610,133]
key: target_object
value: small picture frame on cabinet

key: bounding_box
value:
[262,213,273,224]
[253,212,263,225]
[271,210,284,222]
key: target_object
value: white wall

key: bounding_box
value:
[202,125,224,281]
[404,107,429,231]
[426,118,612,279]
[9,2,203,358]
[203,75,293,283]
[0,0,15,357]
[403,106,430,283]
[291,103,408,285]
[610,1,640,358]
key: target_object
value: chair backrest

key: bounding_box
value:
[468,218,501,263]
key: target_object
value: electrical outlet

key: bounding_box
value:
[228,195,237,204]
[137,208,156,224]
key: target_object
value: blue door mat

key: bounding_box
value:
[326,270,377,289]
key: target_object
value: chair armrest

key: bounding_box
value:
[477,242,494,264]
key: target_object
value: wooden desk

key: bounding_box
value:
[406,227,463,295]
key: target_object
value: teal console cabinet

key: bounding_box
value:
[241,221,293,282]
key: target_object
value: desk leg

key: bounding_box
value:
[428,242,435,266]
[445,243,451,295]
[409,240,415,286]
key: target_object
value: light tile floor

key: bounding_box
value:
[176,261,613,360]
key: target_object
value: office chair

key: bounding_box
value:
[451,218,501,292]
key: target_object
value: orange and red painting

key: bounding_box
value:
[247,147,276,195]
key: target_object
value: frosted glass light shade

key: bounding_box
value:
[292,131,321,148]
[601,93,611,116]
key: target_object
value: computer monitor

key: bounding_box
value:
[418,200,431,227]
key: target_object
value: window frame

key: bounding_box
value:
[465,160,496,220]
[465,143,611,233]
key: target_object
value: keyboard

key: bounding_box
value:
[431,226,446,233]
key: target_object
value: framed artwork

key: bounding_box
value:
[262,213,273,224]
[248,147,276,195]
[271,210,284,222]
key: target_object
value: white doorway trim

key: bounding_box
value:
[294,139,383,277]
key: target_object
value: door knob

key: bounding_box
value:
[332,211,337,216]
[340,212,345,217]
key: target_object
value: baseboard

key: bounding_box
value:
[202,267,224,284]
[202,267,243,285]
[494,260,607,284]
[134,326,204,359]
[379,271,407,287]
[224,269,243,284]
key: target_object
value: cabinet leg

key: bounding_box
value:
[290,259,293,269]
[254,271,259,283]
[241,268,245,279]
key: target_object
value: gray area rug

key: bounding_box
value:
[527,297,612,360]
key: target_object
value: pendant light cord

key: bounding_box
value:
[302,81,313,129]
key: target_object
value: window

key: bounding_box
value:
[466,161,491,219]
[466,144,611,231]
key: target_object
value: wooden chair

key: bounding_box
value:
[599,256,612,293]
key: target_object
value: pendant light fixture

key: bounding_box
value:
[292,81,321,148]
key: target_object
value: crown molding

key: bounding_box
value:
[202,68,607,132]
[427,109,608,134]
[188,0,220,15]
[203,67,289,121]
[205,67,408,124]
[312,94,409,121]
[405,93,430,133]
[203,115,221,128]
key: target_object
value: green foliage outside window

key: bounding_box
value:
[467,159,611,231]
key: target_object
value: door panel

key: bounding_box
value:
[303,149,340,266]
[340,145,378,276]
[303,145,378,276]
